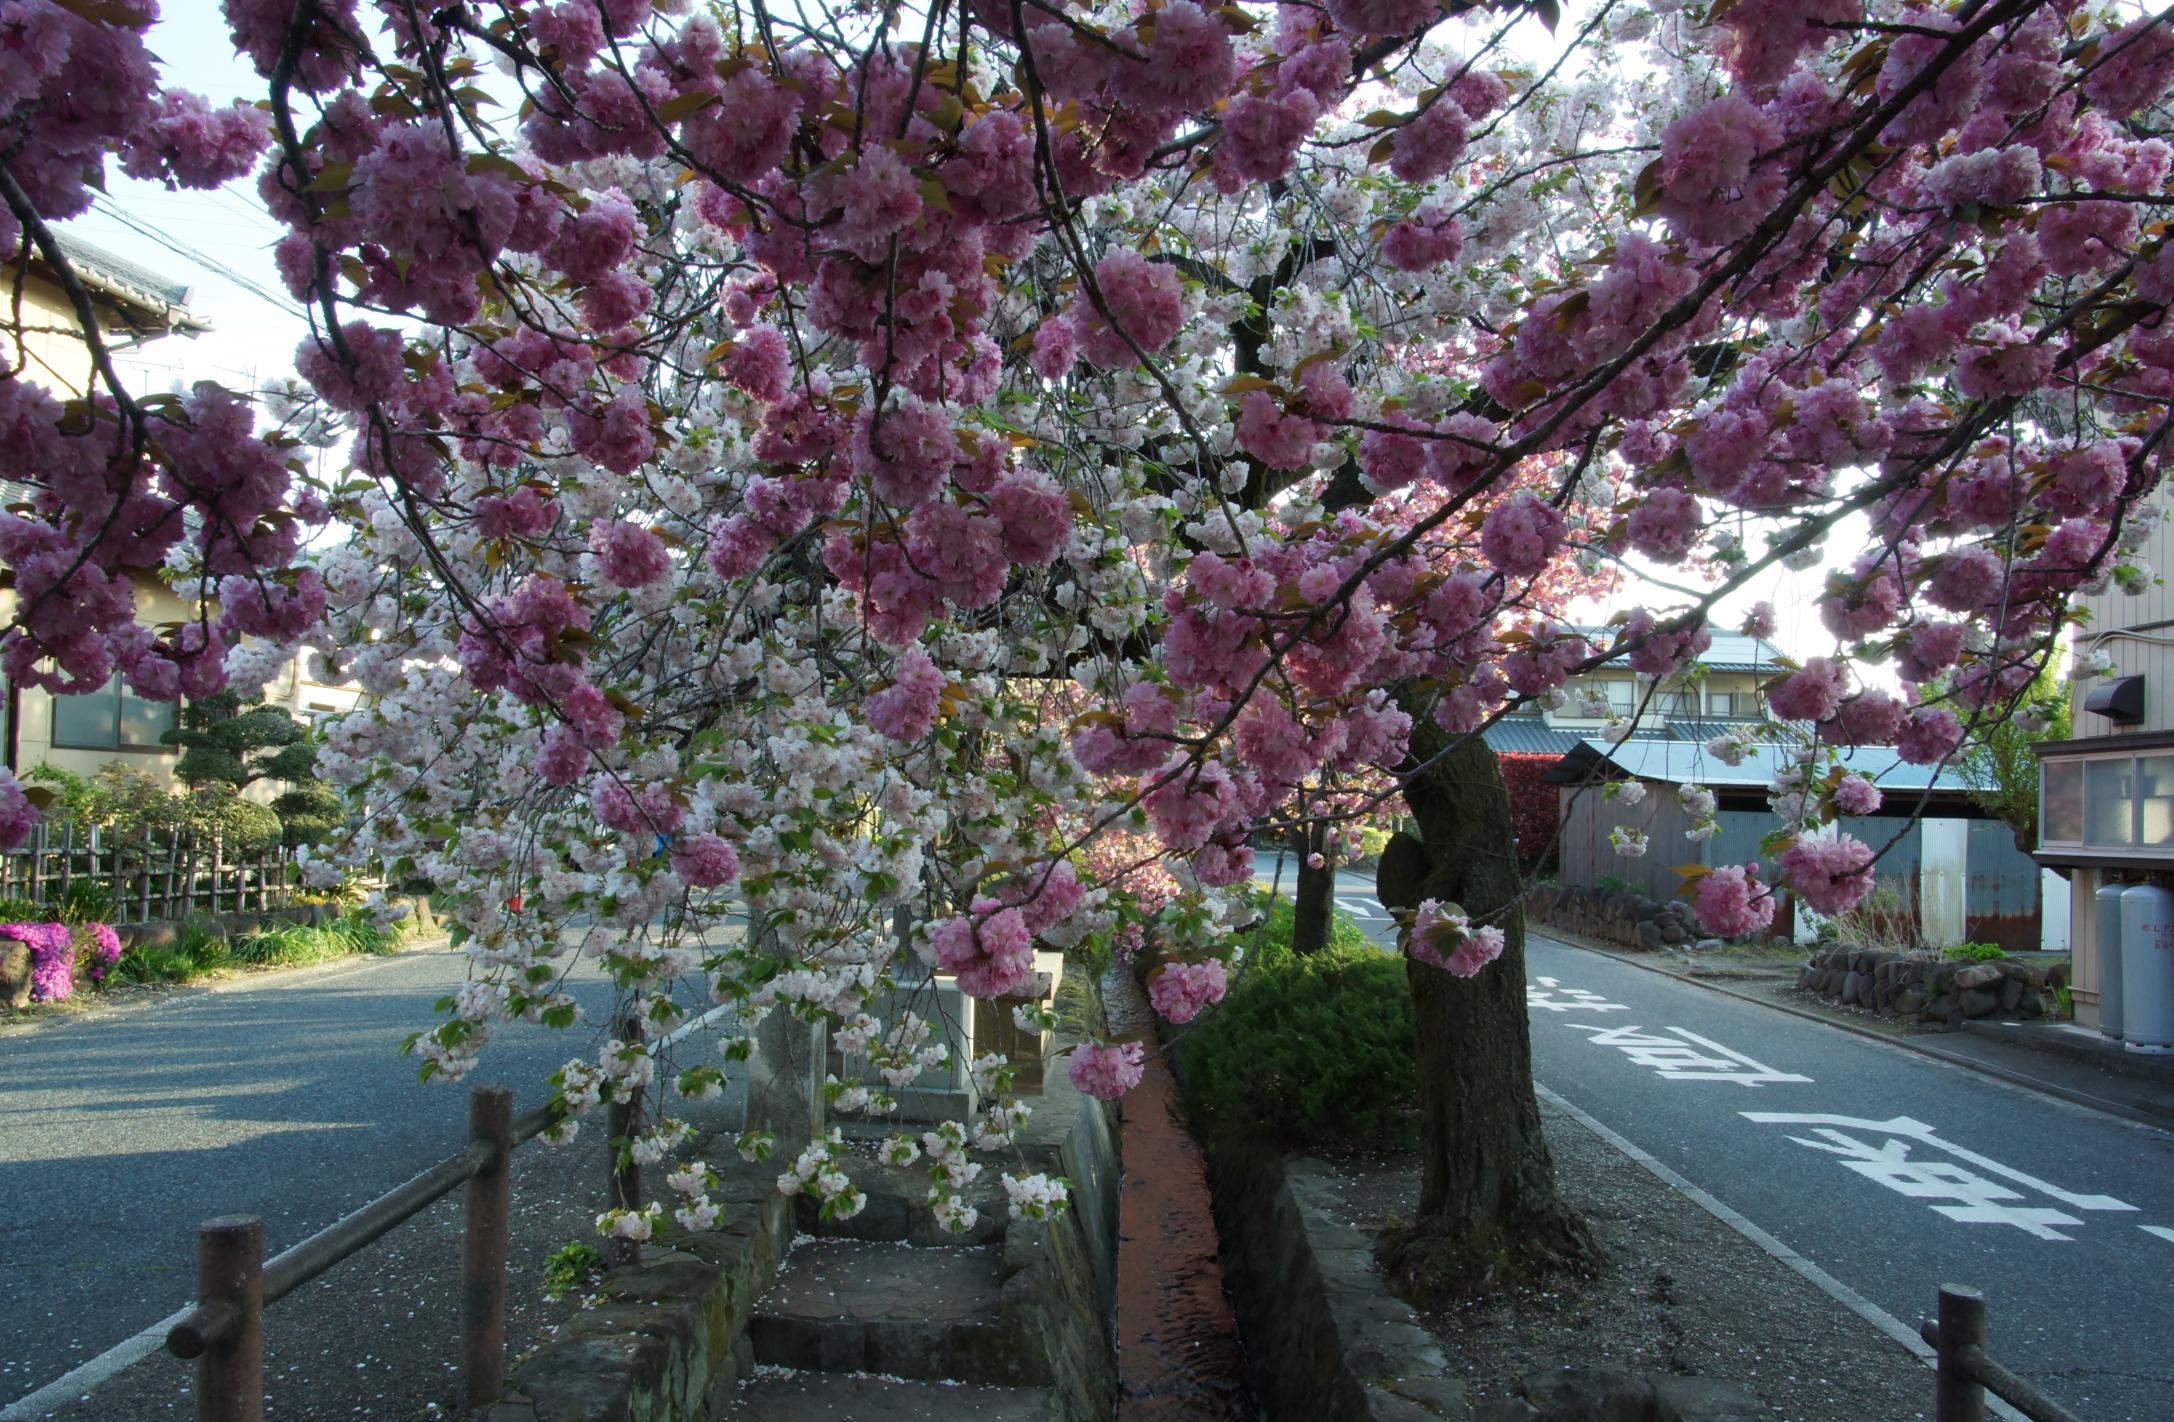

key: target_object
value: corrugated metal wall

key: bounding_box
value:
[1966,820,2044,952]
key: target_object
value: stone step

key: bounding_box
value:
[723,1368,1061,1420]
[749,1237,1051,1386]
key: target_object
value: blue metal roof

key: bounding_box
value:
[1555,737,1972,792]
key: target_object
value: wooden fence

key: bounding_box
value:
[0,820,292,922]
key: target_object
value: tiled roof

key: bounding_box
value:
[53,231,191,307]
[1483,720,1584,756]
[1569,625,1788,674]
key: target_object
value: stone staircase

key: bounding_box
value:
[723,1163,1091,1420]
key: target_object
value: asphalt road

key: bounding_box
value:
[1262,860,2174,1422]
[0,940,743,1412]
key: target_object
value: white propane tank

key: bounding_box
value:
[2118,884,2174,1055]
[2097,881,2127,1039]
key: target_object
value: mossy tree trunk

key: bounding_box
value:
[1375,721,1597,1303]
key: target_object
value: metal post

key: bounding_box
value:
[1935,1285,1987,1422]
[461,1084,513,1410]
[196,1215,263,1422]
[605,1014,644,1267]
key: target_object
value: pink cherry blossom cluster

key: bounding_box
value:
[1147,960,1228,1024]
[1066,1040,1147,1101]
[1407,899,1507,980]
[1692,865,1777,940]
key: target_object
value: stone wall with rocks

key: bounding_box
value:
[1798,945,2059,1028]
[1526,883,1724,953]
[1206,1146,1767,1422]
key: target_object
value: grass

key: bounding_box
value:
[108,911,405,987]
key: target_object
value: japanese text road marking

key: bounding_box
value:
[1567,1023,1811,1085]
[1528,977,1628,1013]
[1743,1113,2136,1240]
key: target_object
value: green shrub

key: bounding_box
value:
[1239,887,1374,969]
[1180,909,1416,1153]
[1940,942,2008,962]
[0,897,39,923]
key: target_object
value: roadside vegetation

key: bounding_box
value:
[1178,893,1417,1154]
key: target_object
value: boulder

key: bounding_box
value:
[1952,963,2005,991]
[1959,988,2000,1018]
[1696,938,1726,954]
[0,938,27,1010]
[1635,920,1665,952]
[1842,970,1866,1006]
[1894,987,1926,1017]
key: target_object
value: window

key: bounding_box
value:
[2042,758,2082,845]
[1707,691,1737,718]
[1658,688,1698,718]
[2086,758,2134,847]
[50,678,177,752]
[1605,680,1635,715]
[2141,757,2174,848]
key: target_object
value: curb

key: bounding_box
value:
[1534,929,2174,1137]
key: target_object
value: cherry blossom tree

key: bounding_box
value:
[3,0,2171,1279]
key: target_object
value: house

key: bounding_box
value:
[2029,515,2174,1029]
[1481,627,1789,871]
[1481,627,1790,758]
[1545,736,2044,950]
[0,234,360,793]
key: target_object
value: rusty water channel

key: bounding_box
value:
[1107,970,1257,1421]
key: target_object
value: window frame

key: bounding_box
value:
[48,678,179,754]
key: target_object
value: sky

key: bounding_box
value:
[69,0,1856,664]
[69,6,311,398]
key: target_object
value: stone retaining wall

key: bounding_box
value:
[1797,945,2058,1027]
[478,1159,793,1422]
[1205,1147,1765,1422]
[1525,884,1723,953]
[485,965,1120,1422]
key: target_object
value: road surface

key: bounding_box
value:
[0,940,742,1412]
[1261,859,2174,1422]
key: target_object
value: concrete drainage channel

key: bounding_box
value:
[478,974,1120,1422]
[482,956,1783,1422]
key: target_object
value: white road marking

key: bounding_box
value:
[1335,895,1388,918]
[2140,1224,2174,1244]
[1565,1023,1811,1085]
[1537,1084,2029,1422]
[1741,1114,2136,1213]
[1527,979,1629,1013]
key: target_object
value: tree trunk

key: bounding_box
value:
[1289,821,1334,956]
[1375,724,1598,1304]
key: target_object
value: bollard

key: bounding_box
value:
[196,1215,264,1422]
[1934,1284,1988,1422]
[461,1084,513,1411]
[605,1014,645,1267]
